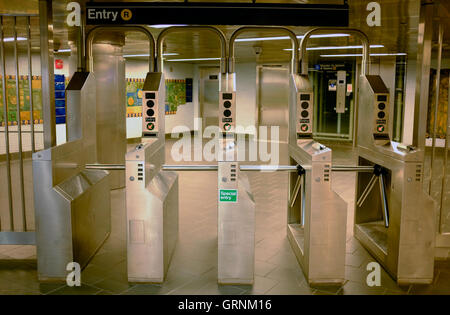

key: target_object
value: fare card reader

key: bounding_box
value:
[142,72,165,140]
[365,75,391,145]
[127,72,179,283]
[294,76,314,140]
[220,92,236,134]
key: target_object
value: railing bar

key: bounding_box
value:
[105,164,378,172]
[0,130,44,134]
[0,16,14,231]
[429,22,443,195]
[13,16,27,231]
[27,16,35,153]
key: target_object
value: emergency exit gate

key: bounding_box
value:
[0,15,38,245]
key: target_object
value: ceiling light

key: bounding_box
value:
[3,37,27,42]
[124,53,179,57]
[165,57,221,62]
[148,24,188,28]
[55,49,71,53]
[320,53,407,57]
[235,34,350,42]
[283,45,384,51]
[302,34,352,39]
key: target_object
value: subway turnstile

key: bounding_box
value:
[126,142,178,283]
[287,74,347,285]
[217,71,256,285]
[355,74,436,285]
[126,72,179,283]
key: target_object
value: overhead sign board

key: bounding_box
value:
[85,2,349,26]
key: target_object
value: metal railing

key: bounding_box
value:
[0,15,39,236]
[86,163,374,173]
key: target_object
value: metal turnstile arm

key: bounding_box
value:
[356,164,390,228]
[289,165,306,208]
[356,173,378,207]
[379,173,389,228]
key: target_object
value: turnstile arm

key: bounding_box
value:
[289,165,306,208]
[356,164,390,228]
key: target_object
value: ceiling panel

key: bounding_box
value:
[2,0,450,65]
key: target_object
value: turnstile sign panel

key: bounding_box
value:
[219,189,238,203]
[142,91,159,137]
[373,93,390,141]
[297,92,313,139]
[336,70,346,114]
[364,75,390,145]
[219,92,236,134]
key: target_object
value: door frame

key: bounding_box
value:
[256,64,289,142]
[199,66,220,133]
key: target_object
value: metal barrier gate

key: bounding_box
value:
[344,12,437,285]
[424,12,450,260]
[0,15,39,245]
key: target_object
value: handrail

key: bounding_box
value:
[86,163,374,172]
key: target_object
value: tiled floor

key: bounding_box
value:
[0,139,449,295]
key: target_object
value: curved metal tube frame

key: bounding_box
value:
[229,26,299,74]
[85,26,156,72]
[299,28,370,76]
[156,26,228,73]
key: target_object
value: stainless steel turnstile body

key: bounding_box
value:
[126,141,178,283]
[288,142,347,285]
[287,74,347,285]
[355,75,436,285]
[126,72,179,283]
[218,141,256,285]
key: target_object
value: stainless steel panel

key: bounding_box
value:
[55,169,111,271]
[126,142,178,283]
[0,232,36,245]
[258,66,289,143]
[33,143,111,281]
[38,0,56,148]
[354,151,436,285]
[66,72,97,165]
[218,160,255,285]
[287,139,347,285]
[93,39,126,189]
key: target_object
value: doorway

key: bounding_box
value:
[311,62,355,141]
[199,67,220,132]
[257,65,289,143]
